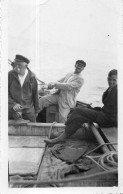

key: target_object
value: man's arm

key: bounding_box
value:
[48,74,68,89]
[8,95,17,109]
[8,71,17,109]
[54,78,84,91]
[32,77,40,114]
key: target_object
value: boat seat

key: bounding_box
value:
[46,104,59,123]
[8,119,30,125]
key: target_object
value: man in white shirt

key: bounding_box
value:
[39,60,86,123]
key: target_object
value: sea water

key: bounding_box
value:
[8,0,118,108]
[9,42,117,108]
[31,44,117,108]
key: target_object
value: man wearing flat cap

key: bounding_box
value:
[8,54,40,122]
[39,60,86,123]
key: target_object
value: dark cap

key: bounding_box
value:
[15,55,30,64]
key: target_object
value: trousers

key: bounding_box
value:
[39,94,70,123]
[65,107,109,137]
[9,108,36,122]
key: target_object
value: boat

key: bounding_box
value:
[8,97,118,187]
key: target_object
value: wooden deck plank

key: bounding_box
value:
[9,148,44,176]
[8,123,64,136]
[101,127,117,151]
[37,139,99,182]
[37,147,69,181]
[9,136,46,148]
[8,121,65,127]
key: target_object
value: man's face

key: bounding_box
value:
[74,63,85,74]
[107,75,117,88]
[14,60,27,75]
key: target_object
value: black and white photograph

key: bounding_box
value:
[0,0,123,193]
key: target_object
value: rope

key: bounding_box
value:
[84,142,117,156]
[48,122,57,139]
[84,142,118,172]
[98,151,117,171]
[85,155,109,171]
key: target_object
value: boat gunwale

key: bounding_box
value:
[8,121,65,127]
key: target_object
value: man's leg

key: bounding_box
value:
[44,131,67,144]
[44,117,86,144]
[22,113,36,122]
[44,116,84,144]
[58,98,71,123]
[39,94,59,111]
[45,107,98,144]
[66,107,98,125]
[59,107,70,123]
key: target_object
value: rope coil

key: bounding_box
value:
[84,143,118,172]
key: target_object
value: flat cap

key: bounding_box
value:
[15,55,30,64]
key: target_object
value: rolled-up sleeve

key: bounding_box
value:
[55,78,84,91]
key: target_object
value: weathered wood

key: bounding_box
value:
[9,136,46,148]
[46,105,59,123]
[90,124,109,153]
[9,148,45,176]
[101,127,117,151]
[10,169,118,187]
[8,123,65,136]
[37,139,100,182]
[8,122,118,187]
[8,122,95,140]
[9,120,30,125]
[9,122,65,127]
[37,145,70,181]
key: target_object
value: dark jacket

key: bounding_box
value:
[66,85,117,128]
[97,85,117,126]
[102,86,117,115]
[8,69,40,114]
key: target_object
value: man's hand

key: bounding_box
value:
[13,104,22,111]
[41,85,48,89]
[48,82,55,89]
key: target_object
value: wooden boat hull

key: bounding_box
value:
[8,121,118,187]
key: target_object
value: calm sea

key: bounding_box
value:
[9,43,117,108]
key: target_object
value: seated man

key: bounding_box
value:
[39,60,86,123]
[45,69,117,144]
[8,54,40,122]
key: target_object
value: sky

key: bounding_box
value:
[8,0,120,68]
[7,0,121,102]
